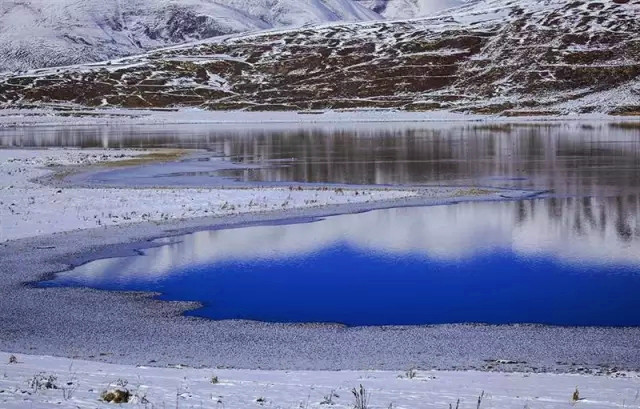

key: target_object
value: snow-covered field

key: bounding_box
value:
[1,351,638,409]
[0,109,487,129]
[2,108,637,130]
[0,148,429,242]
[0,108,482,128]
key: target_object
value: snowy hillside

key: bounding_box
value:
[0,0,379,72]
[1,0,639,115]
[356,0,468,19]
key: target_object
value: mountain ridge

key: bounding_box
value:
[0,0,381,72]
[1,0,639,115]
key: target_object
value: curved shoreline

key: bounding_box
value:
[2,192,640,373]
[1,149,639,374]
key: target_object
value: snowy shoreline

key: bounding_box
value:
[1,107,639,129]
[1,146,640,406]
[0,148,638,374]
[1,351,638,409]
[1,146,543,243]
[1,147,446,242]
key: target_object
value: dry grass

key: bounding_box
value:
[473,123,561,132]
[352,385,370,409]
[501,110,562,117]
[48,149,189,182]
[99,149,188,168]
[572,387,580,402]
[609,122,640,130]
[452,188,494,197]
[472,124,514,132]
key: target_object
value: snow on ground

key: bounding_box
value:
[1,351,638,409]
[1,107,636,130]
[0,148,422,242]
[356,0,468,20]
[0,108,484,128]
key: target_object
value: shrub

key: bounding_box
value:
[321,390,339,405]
[477,391,485,409]
[28,373,58,392]
[405,368,417,379]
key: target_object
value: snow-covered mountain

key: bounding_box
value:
[2,0,639,115]
[0,0,380,72]
[355,0,467,19]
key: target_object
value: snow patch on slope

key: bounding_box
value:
[356,0,469,19]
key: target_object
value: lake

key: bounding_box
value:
[42,197,640,326]
[2,122,640,195]
[6,121,639,327]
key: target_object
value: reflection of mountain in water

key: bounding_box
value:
[2,123,640,195]
[61,196,640,284]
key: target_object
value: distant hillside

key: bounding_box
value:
[1,0,639,115]
[355,0,467,19]
[0,0,379,72]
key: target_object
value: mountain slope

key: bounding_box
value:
[0,0,380,72]
[1,0,639,115]
[356,0,467,19]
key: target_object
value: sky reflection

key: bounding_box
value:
[44,197,640,326]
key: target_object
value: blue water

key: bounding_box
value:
[42,199,640,327]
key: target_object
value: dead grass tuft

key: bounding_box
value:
[99,149,188,168]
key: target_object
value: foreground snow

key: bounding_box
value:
[1,351,638,409]
[0,148,426,242]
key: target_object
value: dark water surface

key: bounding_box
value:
[42,198,640,326]
[2,122,640,195]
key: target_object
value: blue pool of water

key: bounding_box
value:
[42,198,640,327]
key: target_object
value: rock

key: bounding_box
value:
[101,389,131,403]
